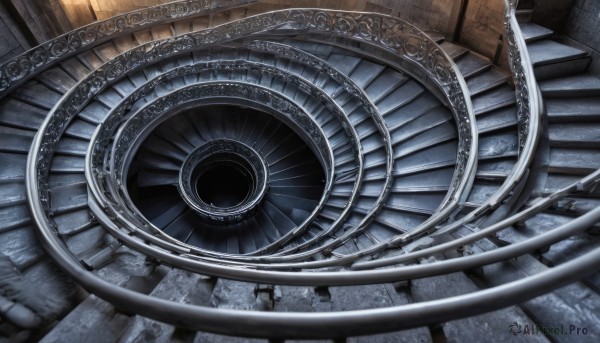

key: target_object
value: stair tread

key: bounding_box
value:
[150,24,174,41]
[546,98,600,120]
[477,157,518,174]
[0,99,48,130]
[519,22,554,42]
[549,123,600,147]
[424,30,445,44]
[49,182,88,213]
[440,41,469,59]
[376,80,424,114]
[392,167,455,189]
[0,152,27,182]
[65,119,97,139]
[478,131,519,158]
[53,209,95,236]
[0,226,44,269]
[390,105,452,144]
[0,182,26,207]
[387,98,448,130]
[36,67,77,94]
[0,204,30,231]
[466,67,509,96]
[539,74,600,96]
[326,53,362,76]
[50,155,85,173]
[93,41,121,62]
[411,269,541,342]
[527,39,589,66]
[543,173,583,194]
[472,86,516,114]
[349,60,386,88]
[466,182,503,204]
[476,106,518,133]
[469,236,600,342]
[40,295,130,343]
[534,56,590,81]
[393,122,457,157]
[515,8,533,23]
[454,52,491,78]
[394,141,457,170]
[11,80,62,110]
[60,57,91,81]
[55,137,89,156]
[364,69,408,102]
[112,34,138,53]
[0,126,35,153]
[119,268,213,343]
[549,148,600,172]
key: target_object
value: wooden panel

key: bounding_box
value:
[458,0,505,61]
[59,0,96,28]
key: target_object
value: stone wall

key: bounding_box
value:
[60,0,174,27]
[55,0,509,61]
[564,0,600,73]
[57,0,457,33]
[10,0,71,43]
[532,0,574,33]
[0,2,31,64]
[565,0,600,51]
[363,0,455,34]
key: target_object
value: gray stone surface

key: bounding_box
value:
[520,22,554,42]
[565,0,600,55]
[40,296,130,343]
[0,2,29,63]
[411,269,547,342]
[118,269,214,343]
[540,74,600,97]
[527,40,588,65]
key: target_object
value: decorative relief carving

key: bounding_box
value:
[0,0,253,95]
[30,9,476,257]
[504,17,530,150]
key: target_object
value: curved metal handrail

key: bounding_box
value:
[84,189,600,285]
[22,4,600,338]
[77,53,363,259]
[398,0,544,241]
[28,9,476,266]
[0,0,256,97]
[354,168,600,269]
[92,78,354,258]
[316,0,545,270]
[28,190,600,338]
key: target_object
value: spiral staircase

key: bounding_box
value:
[1,0,599,341]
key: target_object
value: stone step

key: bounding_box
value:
[472,86,516,115]
[519,22,553,42]
[549,123,600,148]
[411,257,543,342]
[528,40,589,66]
[534,57,591,81]
[539,74,600,97]
[454,52,492,78]
[548,148,600,175]
[466,67,509,96]
[546,98,600,122]
[424,29,445,44]
[440,41,470,60]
